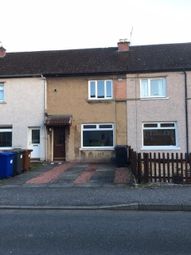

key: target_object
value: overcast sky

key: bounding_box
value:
[1,0,191,52]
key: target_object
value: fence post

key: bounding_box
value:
[143,153,149,183]
[137,153,142,184]
[189,153,191,173]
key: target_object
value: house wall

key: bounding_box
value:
[0,77,46,160]
[46,76,127,161]
[126,72,187,153]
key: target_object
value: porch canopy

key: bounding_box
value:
[45,115,72,127]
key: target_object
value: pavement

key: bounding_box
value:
[0,161,191,211]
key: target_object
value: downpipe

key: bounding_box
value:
[184,71,189,155]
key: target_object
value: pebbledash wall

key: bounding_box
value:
[46,76,127,161]
[186,72,191,152]
[0,77,46,160]
[126,71,191,153]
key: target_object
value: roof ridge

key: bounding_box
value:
[6,47,117,55]
[130,41,191,48]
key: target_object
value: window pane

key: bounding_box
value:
[99,124,113,129]
[150,80,160,96]
[141,80,148,97]
[83,125,96,129]
[144,129,176,146]
[144,124,158,128]
[97,80,104,98]
[32,130,40,144]
[106,81,112,97]
[150,79,165,97]
[159,79,166,96]
[83,130,113,147]
[0,132,12,147]
[90,81,96,98]
[0,85,4,101]
[160,123,174,127]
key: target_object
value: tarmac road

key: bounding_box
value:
[1,209,191,255]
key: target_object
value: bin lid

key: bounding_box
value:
[0,151,16,156]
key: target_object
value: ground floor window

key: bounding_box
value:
[142,122,177,149]
[81,123,114,149]
[0,127,12,148]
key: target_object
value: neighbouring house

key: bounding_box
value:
[0,49,46,160]
[125,43,191,154]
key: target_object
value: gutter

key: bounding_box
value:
[0,74,42,78]
[184,71,189,154]
[43,71,127,78]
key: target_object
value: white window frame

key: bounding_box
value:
[140,78,166,98]
[81,123,115,150]
[0,127,12,149]
[142,122,178,150]
[0,83,5,102]
[88,80,113,100]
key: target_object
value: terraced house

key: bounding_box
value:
[125,43,191,154]
[0,47,46,160]
[0,41,191,161]
[45,41,129,161]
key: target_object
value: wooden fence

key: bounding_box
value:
[129,147,191,184]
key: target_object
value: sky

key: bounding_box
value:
[1,0,191,52]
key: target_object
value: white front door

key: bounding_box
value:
[28,128,41,158]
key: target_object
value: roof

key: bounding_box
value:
[0,47,128,77]
[45,115,72,127]
[1,42,191,77]
[126,42,191,73]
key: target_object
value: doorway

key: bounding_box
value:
[53,127,65,160]
[28,128,41,159]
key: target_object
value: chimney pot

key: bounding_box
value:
[118,39,130,52]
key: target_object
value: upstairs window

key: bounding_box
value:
[88,80,113,100]
[0,83,4,102]
[140,78,166,98]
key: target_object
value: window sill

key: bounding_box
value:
[87,99,113,104]
[0,101,6,104]
[140,97,169,101]
[141,146,180,151]
[80,147,114,151]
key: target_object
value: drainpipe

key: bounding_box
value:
[184,71,189,154]
[41,75,48,160]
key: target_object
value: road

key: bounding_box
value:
[0,210,191,255]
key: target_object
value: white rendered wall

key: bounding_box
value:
[0,77,46,160]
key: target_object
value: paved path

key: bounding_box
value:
[0,162,134,187]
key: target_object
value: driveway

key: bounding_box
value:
[0,162,134,187]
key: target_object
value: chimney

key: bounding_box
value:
[117,39,130,52]
[0,45,6,58]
